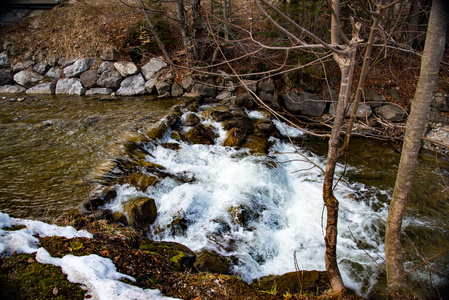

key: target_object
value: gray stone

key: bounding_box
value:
[12,60,34,73]
[191,83,216,97]
[225,81,236,92]
[329,102,372,118]
[33,63,49,75]
[0,52,9,68]
[145,77,158,94]
[114,61,139,77]
[155,80,172,96]
[257,78,275,93]
[13,70,43,88]
[85,87,114,95]
[428,107,449,124]
[58,57,78,68]
[258,91,280,109]
[45,67,62,81]
[322,88,339,102]
[141,57,167,80]
[55,78,86,95]
[282,91,325,117]
[0,85,26,93]
[26,82,55,94]
[97,69,123,89]
[216,91,233,100]
[0,69,12,85]
[101,47,120,61]
[233,93,256,109]
[98,61,114,74]
[181,75,195,91]
[362,89,386,108]
[376,104,407,122]
[80,69,98,89]
[116,73,146,96]
[63,58,95,78]
[171,82,183,97]
[242,79,257,93]
[431,93,449,112]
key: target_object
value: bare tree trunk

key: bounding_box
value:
[406,0,423,49]
[385,0,448,293]
[137,0,171,62]
[175,0,195,65]
[223,0,229,41]
[191,0,202,60]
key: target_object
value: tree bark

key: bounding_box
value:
[191,0,202,60]
[175,0,195,65]
[385,0,448,291]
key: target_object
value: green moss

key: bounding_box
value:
[169,250,188,269]
[0,254,85,300]
[139,242,171,252]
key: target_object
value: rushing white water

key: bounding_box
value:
[105,110,393,295]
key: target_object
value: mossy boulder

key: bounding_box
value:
[123,197,157,230]
[139,241,196,270]
[223,127,246,147]
[194,250,231,274]
[185,124,217,145]
[241,135,269,155]
[255,270,330,295]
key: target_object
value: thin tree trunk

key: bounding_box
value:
[138,0,171,62]
[175,0,195,65]
[385,0,448,292]
[192,0,202,60]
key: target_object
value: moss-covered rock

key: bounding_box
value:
[123,197,157,230]
[194,250,231,274]
[139,241,196,271]
[255,270,330,295]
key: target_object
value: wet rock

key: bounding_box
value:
[83,186,117,212]
[253,119,277,137]
[202,105,232,122]
[0,85,26,93]
[12,60,34,73]
[191,82,216,97]
[123,196,157,230]
[114,61,139,77]
[33,63,49,75]
[63,58,95,78]
[171,82,183,97]
[80,69,98,89]
[431,93,449,112]
[116,73,146,96]
[255,271,330,294]
[376,104,407,122]
[222,116,254,134]
[223,127,246,147]
[45,67,62,81]
[97,69,123,89]
[141,57,167,80]
[282,91,325,117]
[13,70,43,88]
[241,135,269,155]
[155,80,172,96]
[101,47,120,61]
[85,87,114,95]
[140,241,196,270]
[56,78,86,95]
[194,250,231,274]
[181,113,200,126]
[121,173,160,191]
[185,124,217,145]
[26,82,55,94]
[0,69,12,85]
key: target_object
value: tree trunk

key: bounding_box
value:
[191,0,202,60]
[176,0,195,65]
[385,0,448,292]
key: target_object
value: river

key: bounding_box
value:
[0,94,448,297]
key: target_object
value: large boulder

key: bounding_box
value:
[185,124,217,145]
[181,75,195,91]
[140,241,196,270]
[63,58,95,78]
[181,113,200,126]
[258,91,280,109]
[223,127,246,147]
[376,104,407,122]
[80,69,98,88]
[12,60,34,73]
[202,105,233,122]
[55,78,86,95]
[0,69,12,85]
[241,135,269,155]
[141,57,167,80]
[191,82,216,97]
[431,93,449,112]
[123,196,157,230]
[155,80,172,96]
[98,61,114,74]
[171,82,183,97]
[0,85,26,93]
[114,61,139,77]
[256,271,330,295]
[13,70,43,88]
[222,116,254,134]
[26,82,55,94]
[145,77,158,94]
[116,73,146,96]
[282,91,325,117]
[97,69,123,89]
[45,67,62,81]
[194,250,231,274]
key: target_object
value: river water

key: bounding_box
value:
[0,95,448,297]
